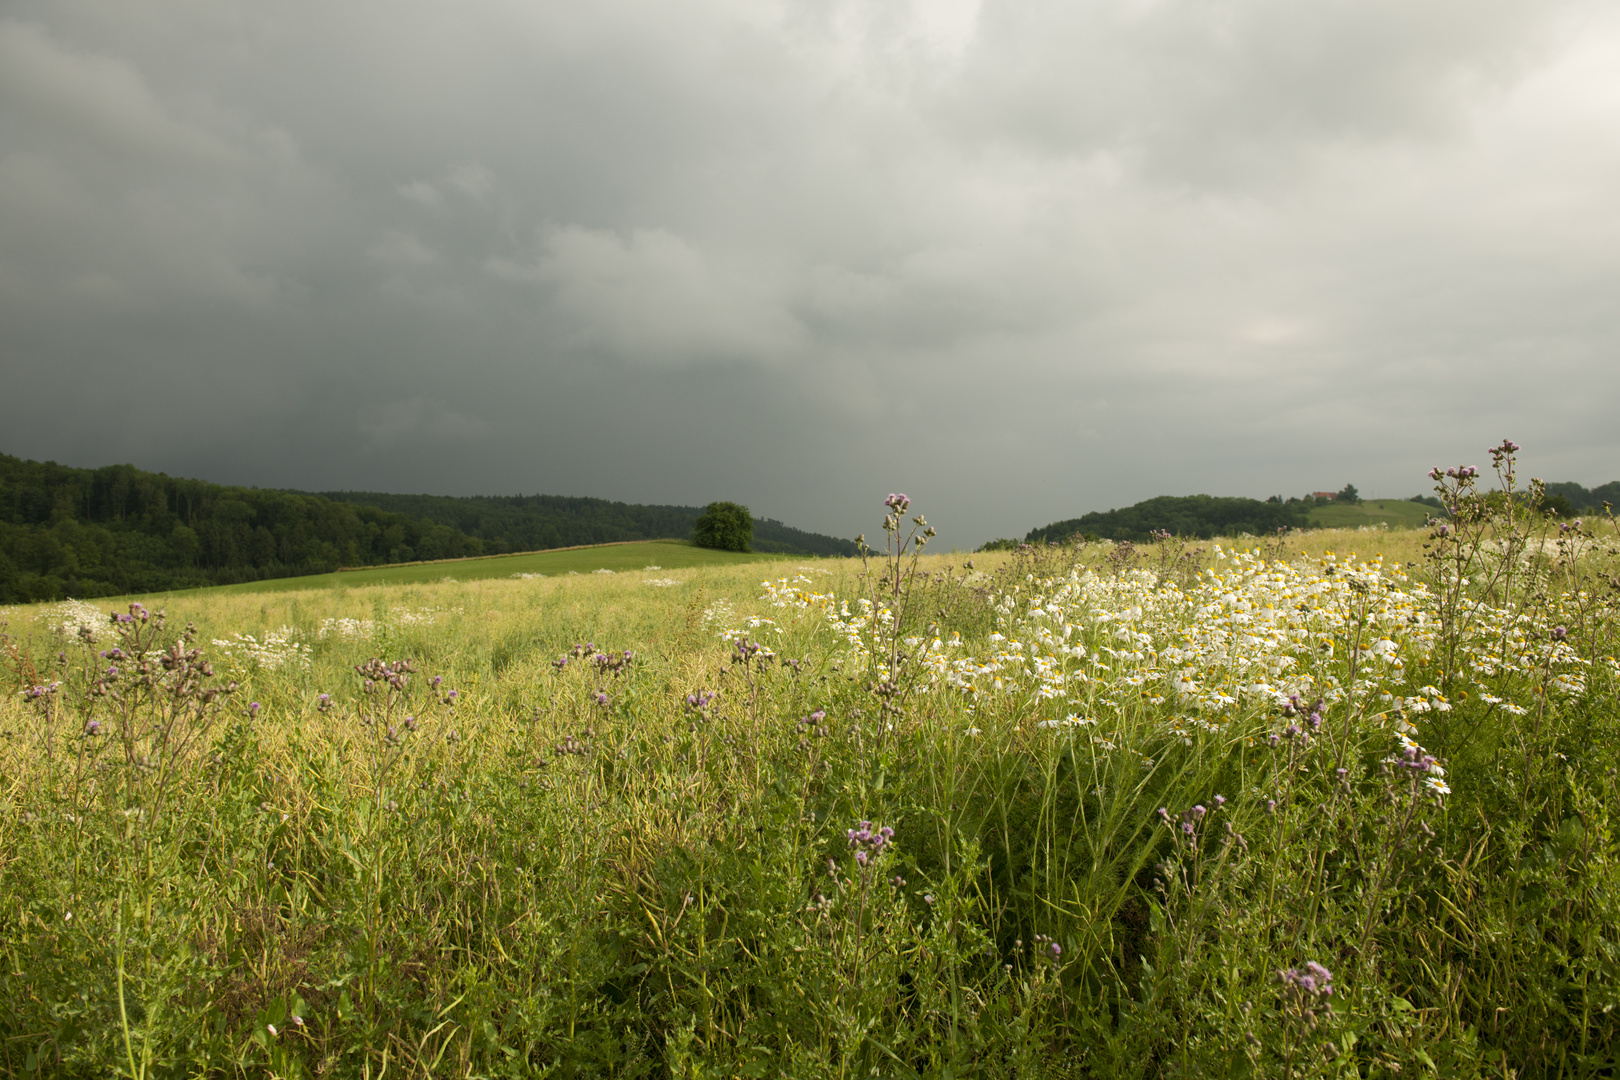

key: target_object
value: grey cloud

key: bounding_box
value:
[396,180,443,207]
[0,20,238,166]
[0,0,1616,546]
[486,226,804,366]
[947,0,1561,183]
[368,229,438,268]
[357,397,494,448]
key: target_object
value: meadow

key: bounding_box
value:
[188,540,791,597]
[3,447,1619,1078]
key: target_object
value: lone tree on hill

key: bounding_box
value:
[693,501,753,552]
[1337,484,1361,505]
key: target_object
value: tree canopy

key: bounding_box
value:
[692,502,754,552]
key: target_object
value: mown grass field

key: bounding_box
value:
[3,474,1619,1078]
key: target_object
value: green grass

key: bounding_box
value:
[181,539,797,597]
[1305,497,1434,529]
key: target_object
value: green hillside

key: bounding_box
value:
[1305,498,1436,529]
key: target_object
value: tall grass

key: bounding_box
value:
[2,457,1618,1077]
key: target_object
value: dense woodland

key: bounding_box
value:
[314,491,857,559]
[0,456,486,602]
[0,455,852,603]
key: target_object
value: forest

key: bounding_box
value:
[0,455,852,603]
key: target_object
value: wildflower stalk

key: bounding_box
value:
[854,493,936,746]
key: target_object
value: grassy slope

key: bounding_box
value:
[1305,497,1433,529]
[151,539,800,598]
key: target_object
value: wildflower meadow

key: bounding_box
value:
[3,442,1619,1078]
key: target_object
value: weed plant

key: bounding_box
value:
[2,442,1619,1077]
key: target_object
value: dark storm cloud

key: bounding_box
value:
[2,0,1617,546]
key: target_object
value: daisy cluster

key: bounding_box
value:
[314,606,463,640]
[701,599,739,630]
[392,605,460,626]
[41,599,115,643]
[211,627,312,670]
[318,617,376,639]
[761,547,1603,766]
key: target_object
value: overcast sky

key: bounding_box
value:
[2,0,1617,546]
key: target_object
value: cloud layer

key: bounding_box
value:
[2,0,1617,544]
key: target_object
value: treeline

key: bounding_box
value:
[314,491,858,558]
[0,454,856,604]
[1543,480,1620,514]
[0,455,485,603]
[1025,495,1307,545]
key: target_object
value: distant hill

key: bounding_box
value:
[312,491,857,559]
[1025,480,1617,548]
[1026,495,1306,544]
[0,452,855,603]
